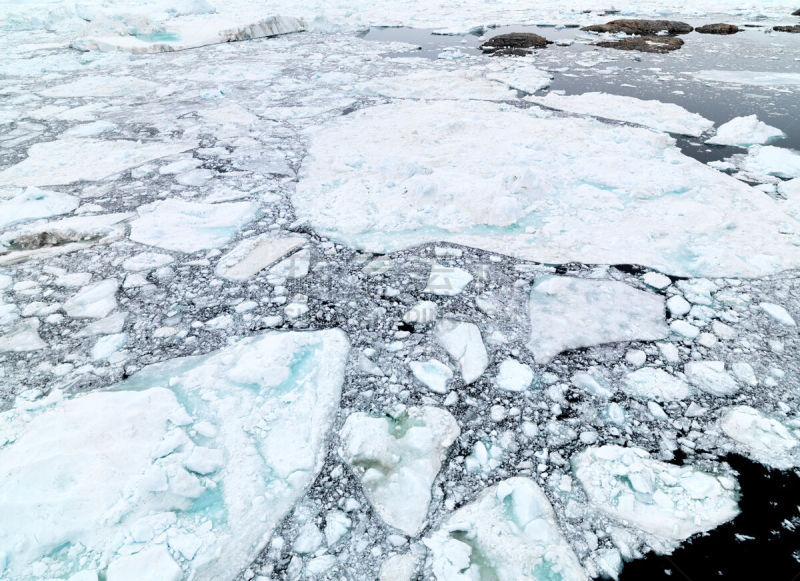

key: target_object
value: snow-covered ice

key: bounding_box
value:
[435,319,489,385]
[0,318,46,352]
[424,263,473,296]
[410,359,453,394]
[0,188,79,231]
[63,278,119,319]
[294,100,800,278]
[706,115,786,148]
[719,406,800,470]
[684,361,739,396]
[494,358,534,392]
[425,477,586,581]
[340,406,459,536]
[529,92,714,137]
[215,235,306,281]
[731,145,800,181]
[0,329,349,580]
[693,70,800,87]
[528,276,668,363]
[573,445,740,541]
[130,199,258,253]
[759,302,797,326]
[622,367,690,401]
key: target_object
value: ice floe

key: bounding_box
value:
[354,69,517,101]
[130,199,258,253]
[340,406,459,536]
[294,100,800,277]
[0,188,78,231]
[410,359,453,394]
[573,445,740,541]
[759,301,797,326]
[528,276,668,364]
[529,92,714,137]
[684,361,739,396]
[622,367,690,401]
[0,329,350,580]
[693,70,800,87]
[215,235,306,281]
[424,263,473,296]
[38,76,159,98]
[435,319,489,384]
[706,115,786,148]
[494,358,534,392]
[729,145,800,182]
[0,318,46,352]
[63,278,118,319]
[719,406,800,470]
[425,477,586,580]
[0,138,195,186]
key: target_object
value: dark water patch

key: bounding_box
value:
[619,455,800,581]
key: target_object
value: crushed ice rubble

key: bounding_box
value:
[1,1,800,580]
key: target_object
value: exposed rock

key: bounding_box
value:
[794,9,800,16]
[774,24,800,32]
[480,32,552,55]
[695,23,740,34]
[582,19,693,35]
[596,36,685,53]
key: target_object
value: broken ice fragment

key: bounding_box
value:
[621,367,690,401]
[215,235,306,281]
[759,302,796,327]
[528,276,668,364]
[410,359,453,394]
[719,406,799,469]
[0,318,46,352]
[0,329,350,580]
[403,300,438,325]
[684,361,739,396]
[573,445,740,541]
[424,263,473,296]
[340,406,459,536]
[64,279,118,319]
[0,188,79,231]
[494,358,534,392]
[706,115,786,148]
[130,199,258,253]
[435,319,489,384]
[425,477,586,580]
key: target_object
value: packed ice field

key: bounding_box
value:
[1,0,800,580]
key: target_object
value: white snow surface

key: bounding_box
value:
[340,406,460,536]
[293,100,800,278]
[573,445,740,542]
[435,319,489,385]
[0,329,350,581]
[425,477,586,581]
[215,235,306,281]
[732,145,800,181]
[693,70,800,87]
[529,92,714,137]
[706,115,786,148]
[424,263,473,296]
[528,276,668,364]
[622,367,690,401]
[0,188,79,231]
[719,406,800,470]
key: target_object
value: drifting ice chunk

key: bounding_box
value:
[0,329,350,580]
[403,300,438,325]
[424,263,473,296]
[215,234,306,281]
[494,358,534,392]
[0,138,195,187]
[122,252,174,272]
[528,277,668,364]
[706,115,786,147]
[425,477,586,581]
[293,100,800,277]
[759,302,796,326]
[684,361,739,396]
[340,406,459,536]
[573,445,740,541]
[410,359,453,394]
[0,188,78,231]
[379,553,416,581]
[0,318,46,352]
[486,66,553,94]
[693,70,800,87]
[73,15,305,53]
[435,319,489,384]
[64,279,118,319]
[719,406,799,469]
[731,145,800,181]
[130,199,258,253]
[529,92,714,137]
[622,367,690,401]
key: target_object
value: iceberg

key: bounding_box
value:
[0,138,195,187]
[339,406,459,536]
[435,319,489,385]
[130,199,258,253]
[424,477,586,581]
[573,445,740,541]
[706,115,786,148]
[293,100,800,278]
[529,92,714,137]
[0,329,350,581]
[528,277,668,364]
[719,406,799,470]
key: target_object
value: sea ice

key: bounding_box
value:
[706,115,786,147]
[63,278,118,319]
[494,358,534,392]
[403,301,439,325]
[684,361,739,396]
[339,406,459,536]
[0,329,350,580]
[122,252,174,272]
[529,92,714,137]
[621,367,690,401]
[38,76,159,98]
[719,406,799,469]
[759,302,796,326]
[0,318,46,352]
[215,235,306,281]
[573,445,740,541]
[693,70,800,87]
[435,319,489,384]
[410,359,453,394]
[731,145,800,181]
[0,188,78,231]
[0,138,195,186]
[354,69,516,101]
[485,66,553,94]
[424,263,473,296]
[293,100,800,277]
[425,477,586,580]
[528,276,668,364]
[130,199,258,253]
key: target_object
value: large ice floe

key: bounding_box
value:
[706,115,786,148]
[425,477,586,580]
[527,276,668,363]
[293,100,800,278]
[692,70,800,87]
[340,406,460,536]
[0,329,350,580]
[573,446,740,542]
[528,92,714,137]
[719,406,800,469]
